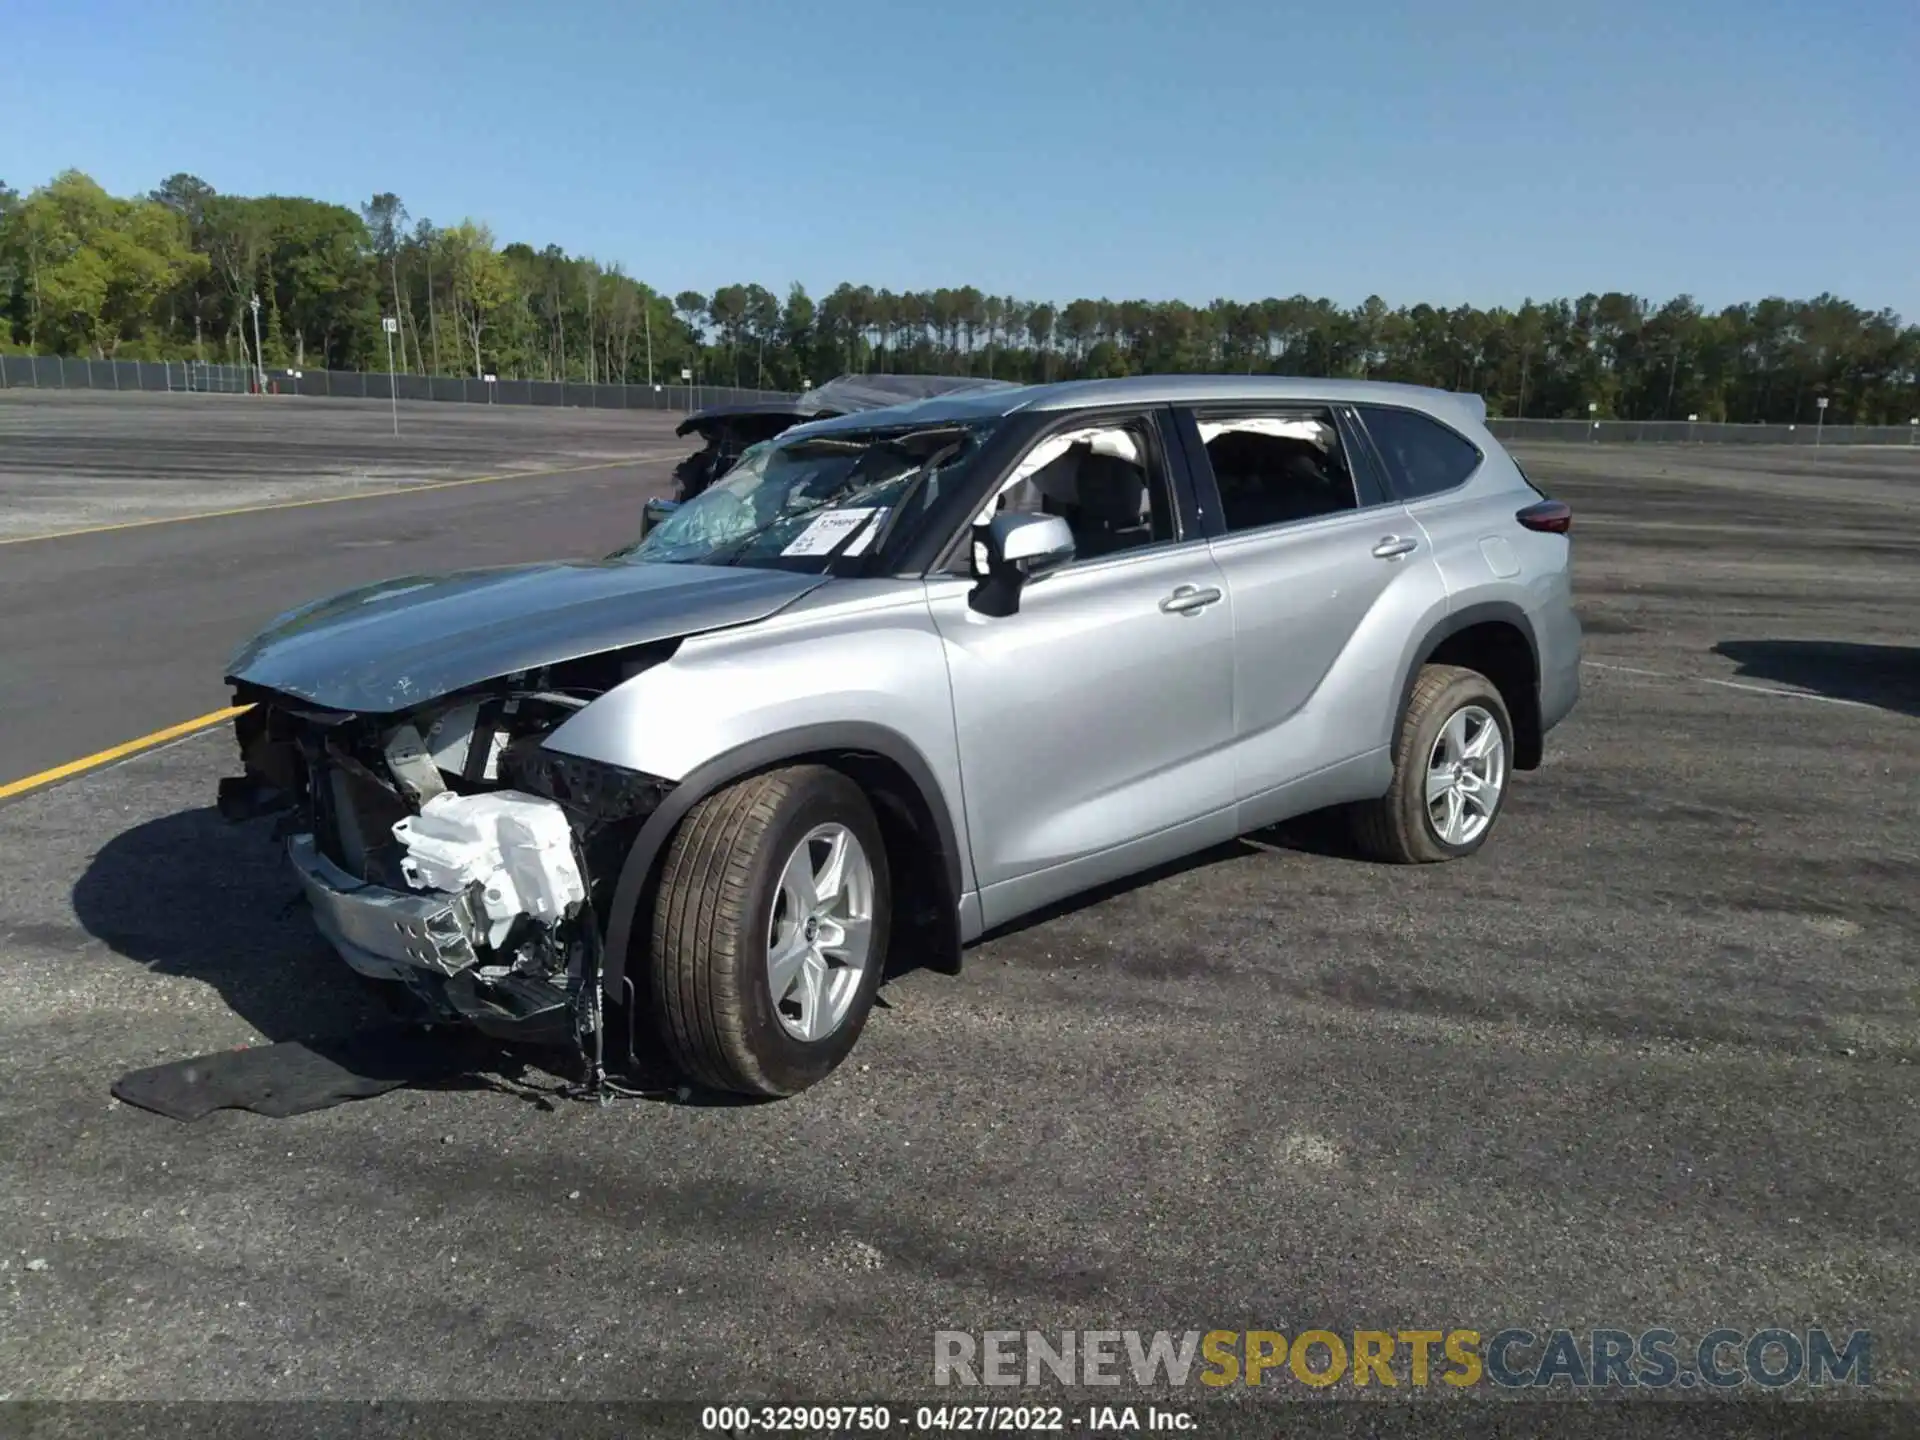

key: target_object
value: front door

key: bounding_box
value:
[926,411,1237,930]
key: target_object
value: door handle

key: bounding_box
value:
[1372,535,1419,560]
[1159,584,1223,615]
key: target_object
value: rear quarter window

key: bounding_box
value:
[1357,405,1482,500]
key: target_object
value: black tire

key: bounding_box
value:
[1348,663,1514,864]
[649,765,891,1097]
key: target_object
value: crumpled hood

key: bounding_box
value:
[226,560,827,714]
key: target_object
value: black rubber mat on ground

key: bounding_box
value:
[111,1024,492,1120]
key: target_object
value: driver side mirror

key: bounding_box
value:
[967,512,1075,617]
[639,496,682,538]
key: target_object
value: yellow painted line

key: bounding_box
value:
[0,704,254,802]
[0,449,679,547]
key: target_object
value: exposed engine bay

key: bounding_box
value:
[218,647,675,1086]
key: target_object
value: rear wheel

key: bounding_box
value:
[649,765,890,1097]
[1349,664,1513,864]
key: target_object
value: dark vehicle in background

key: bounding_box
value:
[670,373,1018,503]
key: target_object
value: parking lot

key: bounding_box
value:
[0,388,689,540]
[0,392,1916,1406]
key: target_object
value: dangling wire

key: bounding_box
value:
[562,892,674,1105]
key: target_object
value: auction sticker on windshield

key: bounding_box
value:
[841,507,888,556]
[783,508,879,557]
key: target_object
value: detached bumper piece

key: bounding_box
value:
[442,970,577,1046]
[113,1025,497,1122]
[289,833,482,980]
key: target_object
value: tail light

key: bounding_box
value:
[1516,499,1572,534]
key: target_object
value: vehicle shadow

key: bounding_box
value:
[1713,639,1920,717]
[71,806,577,1108]
[961,810,1372,948]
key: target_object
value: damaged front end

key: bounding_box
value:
[219,650,673,1071]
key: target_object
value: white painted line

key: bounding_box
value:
[1581,661,1672,677]
[1582,660,1884,711]
[1699,678,1878,709]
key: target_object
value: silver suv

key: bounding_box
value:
[221,376,1580,1098]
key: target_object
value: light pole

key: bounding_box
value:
[645,302,654,387]
[248,293,265,394]
[382,316,399,435]
[1815,396,1828,446]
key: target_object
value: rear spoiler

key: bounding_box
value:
[1450,391,1488,424]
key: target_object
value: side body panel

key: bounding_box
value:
[1167,403,1448,832]
[545,580,950,774]
[1356,412,1582,736]
[1203,506,1442,828]
[543,576,974,889]
[925,544,1240,930]
[1533,563,1582,733]
[539,384,1578,992]
[1409,484,1580,720]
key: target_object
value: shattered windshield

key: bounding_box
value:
[616,420,995,571]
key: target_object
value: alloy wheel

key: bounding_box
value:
[766,823,876,1042]
[1425,704,1506,847]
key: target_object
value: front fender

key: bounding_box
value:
[538,581,972,998]
[591,719,967,1009]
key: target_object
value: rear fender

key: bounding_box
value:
[1390,599,1543,763]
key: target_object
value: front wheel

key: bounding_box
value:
[1348,664,1513,864]
[649,765,891,1097]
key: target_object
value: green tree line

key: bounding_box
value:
[2,168,1915,423]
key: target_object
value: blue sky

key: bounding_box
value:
[4,0,1915,316]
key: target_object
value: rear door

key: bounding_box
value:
[1173,402,1447,827]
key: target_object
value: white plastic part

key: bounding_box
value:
[391,790,586,949]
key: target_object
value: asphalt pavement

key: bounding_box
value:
[0,389,685,537]
[0,393,686,783]
[0,401,1915,1416]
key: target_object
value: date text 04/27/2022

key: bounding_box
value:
[697,1403,1195,1432]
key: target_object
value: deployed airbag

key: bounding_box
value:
[1196,416,1333,447]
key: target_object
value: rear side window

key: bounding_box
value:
[1357,405,1481,499]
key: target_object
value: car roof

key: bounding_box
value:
[785,374,1488,437]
